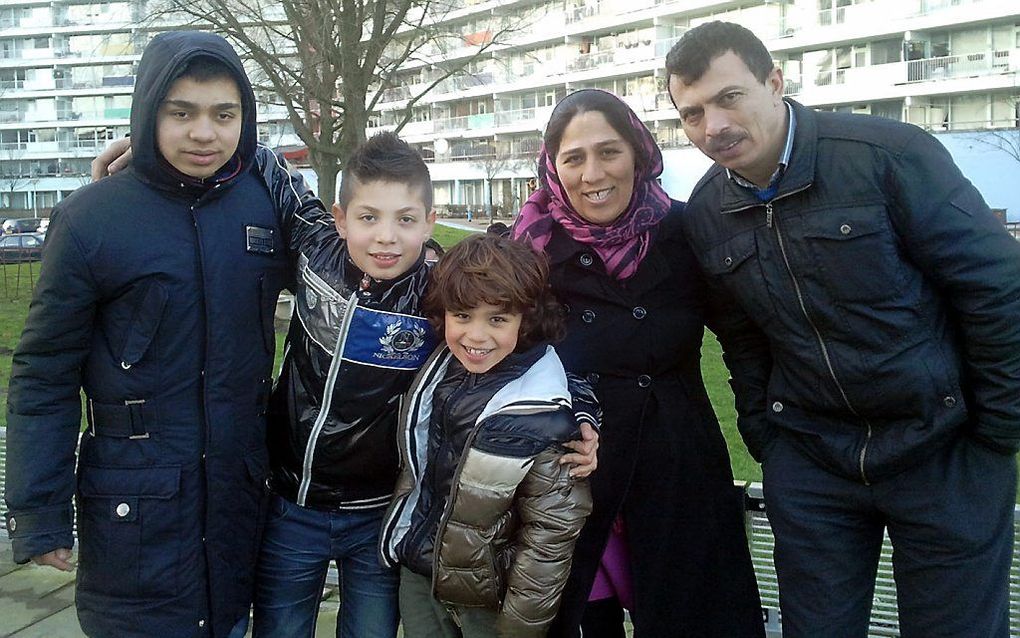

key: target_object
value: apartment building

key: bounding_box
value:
[0,0,1017,218]
[368,0,1020,219]
[0,0,295,215]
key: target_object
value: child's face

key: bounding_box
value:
[334,179,436,281]
[156,75,242,179]
[444,303,522,374]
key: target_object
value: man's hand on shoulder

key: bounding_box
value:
[91,137,132,181]
[32,548,74,572]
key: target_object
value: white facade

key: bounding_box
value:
[367,0,1020,219]
[0,0,1017,218]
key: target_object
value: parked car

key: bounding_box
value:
[0,233,44,263]
[2,218,44,235]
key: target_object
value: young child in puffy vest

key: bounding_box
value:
[381,234,593,637]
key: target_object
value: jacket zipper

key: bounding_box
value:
[431,377,487,602]
[296,291,360,505]
[381,350,454,567]
[768,199,872,484]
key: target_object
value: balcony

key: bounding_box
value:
[785,48,1019,104]
[776,0,1020,50]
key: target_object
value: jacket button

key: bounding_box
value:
[7,517,15,533]
[579,253,594,267]
[723,256,733,267]
[581,309,596,323]
[637,374,651,388]
[586,372,599,385]
[943,396,957,408]
[772,401,784,413]
[632,306,647,320]
[115,502,131,518]
[198,619,206,628]
[840,224,852,235]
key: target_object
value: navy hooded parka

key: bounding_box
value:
[4,31,289,637]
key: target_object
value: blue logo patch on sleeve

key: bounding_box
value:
[341,306,435,370]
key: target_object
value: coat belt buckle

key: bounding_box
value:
[125,399,150,439]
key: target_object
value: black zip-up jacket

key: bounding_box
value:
[682,100,1020,483]
[266,218,437,510]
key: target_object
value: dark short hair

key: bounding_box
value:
[177,55,236,85]
[665,21,775,85]
[485,222,509,237]
[338,132,433,211]
[543,89,647,175]
[424,234,564,352]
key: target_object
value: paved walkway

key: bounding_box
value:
[0,542,345,638]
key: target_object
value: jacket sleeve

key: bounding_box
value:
[887,130,1020,454]
[254,145,339,269]
[566,373,602,432]
[5,211,97,563]
[498,446,593,637]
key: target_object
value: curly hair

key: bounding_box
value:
[424,234,564,352]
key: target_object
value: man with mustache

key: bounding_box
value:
[666,21,1020,638]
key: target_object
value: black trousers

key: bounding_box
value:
[763,432,1016,638]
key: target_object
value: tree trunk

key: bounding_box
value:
[311,149,340,208]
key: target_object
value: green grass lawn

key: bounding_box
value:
[432,223,476,247]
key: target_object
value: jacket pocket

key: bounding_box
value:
[76,465,182,599]
[701,231,776,319]
[119,280,168,369]
[801,206,908,304]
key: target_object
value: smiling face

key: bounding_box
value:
[334,179,436,281]
[668,51,787,188]
[445,303,522,374]
[554,110,637,225]
[156,75,242,179]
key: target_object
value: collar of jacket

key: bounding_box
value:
[445,342,551,386]
[340,251,430,301]
[541,209,677,299]
[719,99,816,215]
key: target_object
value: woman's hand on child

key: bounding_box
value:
[561,421,599,478]
[91,137,133,181]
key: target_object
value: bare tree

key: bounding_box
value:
[974,93,1020,164]
[145,0,529,206]
[0,146,39,214]
[477,141,530,223]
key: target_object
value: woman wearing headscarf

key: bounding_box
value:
[514,89,764,638]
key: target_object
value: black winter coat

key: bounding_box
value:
[3,32,310,638]
[681,100,1020,482]
[546,202,764,637]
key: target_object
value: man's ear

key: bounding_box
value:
[333,202,347,238]
[425,208,437,234]
[768,66,785,103]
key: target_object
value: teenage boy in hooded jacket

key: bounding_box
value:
[2,31,312,638]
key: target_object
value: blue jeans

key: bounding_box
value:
[252,494,399,638]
